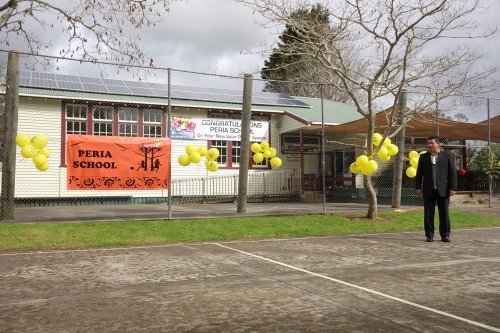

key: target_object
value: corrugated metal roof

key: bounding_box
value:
[3,86,362,125]
[289,96,363,125]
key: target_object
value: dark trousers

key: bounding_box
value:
[423,189,451,239]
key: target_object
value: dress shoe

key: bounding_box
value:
[441,237,451,242]
[426,237,433,242]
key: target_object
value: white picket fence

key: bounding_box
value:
[171,169,301,203]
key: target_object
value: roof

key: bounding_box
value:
[319,109,500,143]
[2,82,362,127]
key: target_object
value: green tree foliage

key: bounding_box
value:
[260,4,353,103]
[477,145,500,181]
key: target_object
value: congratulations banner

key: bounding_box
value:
[170,117,269,142]
[67,134,171,190]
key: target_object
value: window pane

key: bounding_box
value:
[93,106,113,120]
[66,104,87,119]
[144,125,162,138]
[232,141,241,165]
[67,121,87,134]
[211,140,227,165]
[119,123,138,137]
[119,108,138,122]
[144,110,162,123]
[93,123,113,136]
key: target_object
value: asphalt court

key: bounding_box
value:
[1,227,499,332]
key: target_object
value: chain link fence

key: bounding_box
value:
[0,50,499,222]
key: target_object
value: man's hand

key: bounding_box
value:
[416,189,423,196]
[450,190,456,196]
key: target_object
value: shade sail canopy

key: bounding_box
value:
[321,110,500,143]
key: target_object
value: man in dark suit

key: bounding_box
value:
[415,136,457,242]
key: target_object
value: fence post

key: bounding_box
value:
[237,74,253,213]
[1,52,20,221]
[167,68,172,219]
[487,98,492,208]
[320,85,326,214]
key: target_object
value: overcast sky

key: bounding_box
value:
[138,0,500,76]
[139,0,274,76]
[2,0,499,119]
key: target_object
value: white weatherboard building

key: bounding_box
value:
[2,71,370,204]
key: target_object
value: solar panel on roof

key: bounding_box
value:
[79,76,102,84]
[18,71,310,108]
[82,83,107,93]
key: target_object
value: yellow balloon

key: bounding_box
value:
[189,151,201,163]
[379,153,391,162]
[349,162,361,174]
[15,133,31,147]
[185,144,197,155]
[251,143,261,154]
[387,144,399,156]
[410,157,419,168]
[207,148,220,161]
[361,163,372,175]
[260,141,270,151]
[31,134,48,149]
[356,155,369,166]
[382,137,391,147]
[409,150,419,159]
[406,166,417,178]
[206,160,219,172]
[373,133,383,146]
[36,161,49,171]
[178,154,191,166]
[40,147,50,158]
[32,153,47,167]
[420,151,427,155]
[268,147,277,158]
[21,144,36,158]
[377,147,388,159]
[197,147,208,157]
[270,157,282,168]
[368,159,378,172]
[263,149,272,159]
[253,152,264,164]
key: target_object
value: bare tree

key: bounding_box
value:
[236,0,499,219]
[0,0,179,65]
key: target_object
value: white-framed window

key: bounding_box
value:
[93,106,113,136]
[118,107,138,137]
[143,109,162,138]
[211,140,228,166]
[66,104,88,134]
[231,141,241,166]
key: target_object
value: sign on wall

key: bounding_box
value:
[67,134,171,190]
[171,116,269,142]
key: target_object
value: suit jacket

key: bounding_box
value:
[415,151,457,197]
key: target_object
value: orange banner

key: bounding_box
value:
[67,134,171,190]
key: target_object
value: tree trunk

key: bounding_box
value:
[364,175,378,219]
[392,90,407,208]
[1,52,20,221]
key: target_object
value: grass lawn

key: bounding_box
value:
[0,210,499,252]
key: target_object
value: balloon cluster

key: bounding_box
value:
[178,144,220,172]
[251,141,282,168]
[349,133,399,176]
[15,133,50,171]
[405,151,420,178]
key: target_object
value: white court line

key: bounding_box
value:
[214,242,500,332]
